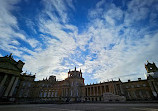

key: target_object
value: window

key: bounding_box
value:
[137,84,140,87]
[131,85,134,88]
[51,92,54,97]
[44,92,47,97]
[71,82,73,86]
[48,92,51,97]
[27,82,31,87]
[23,82,26,87]
[71,90,72,96]
[55,91,57,97]
[19,90,23,97]
[77,89,78,96]
[40,92,43,97]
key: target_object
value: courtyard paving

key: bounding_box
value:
[0,103,158,111]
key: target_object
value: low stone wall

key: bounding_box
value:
[103,93,126,102]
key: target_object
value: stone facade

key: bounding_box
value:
[84,80,124,102]
[16,73,35,98]
[147,76,158,99]
[0,54,158,102]
[33,67,85,102]
[0,54,24,101]
[123,79,154,100]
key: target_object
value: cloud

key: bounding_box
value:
[93,32,158,82]
[0,0,40,57]
[11,40,20,45]
[77,0,158,82]
[1,0,158,84]
[124,0,158,26]
[42,0,75,23]
[21,0,158,83]
[22,0,78,80]
[27,38,39,48]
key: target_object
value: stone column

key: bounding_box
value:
[112,82,116,94]
[101,86,102,95]
[97,86,98,96]
[62,88,64,96]
[93,87,95,96]
[9,77,19,97]
[90,87,91,96]
[0,75,8,96]
[63,88,65,97]
[86,88,88,97]
[0,75,8,87]
[113,84,116,94]
[4,76,15,97]
[99,86,101,95]
[66,88,67,96]
[103,86,105,94]
[104,85,106,92]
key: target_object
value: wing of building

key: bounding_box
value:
[0,54,24,102]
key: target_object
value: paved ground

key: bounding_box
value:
[0,103,158,111]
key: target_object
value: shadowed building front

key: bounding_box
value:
[0,54,24,101]
[0,54,158,103]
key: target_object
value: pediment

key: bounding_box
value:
[0,62,20,71]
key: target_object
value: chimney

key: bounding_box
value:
[17,60,25,70]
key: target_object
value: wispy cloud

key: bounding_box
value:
[77,0,158,82]
[22,0,78,80]
[0,0,40,57]
[0,0,158,84]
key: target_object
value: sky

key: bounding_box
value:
[0,0,158,84]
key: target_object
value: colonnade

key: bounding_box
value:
[85,85,109,97]
[62,88,70,97]
[0,74,19,98]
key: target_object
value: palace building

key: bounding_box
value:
[0,54,158,102]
